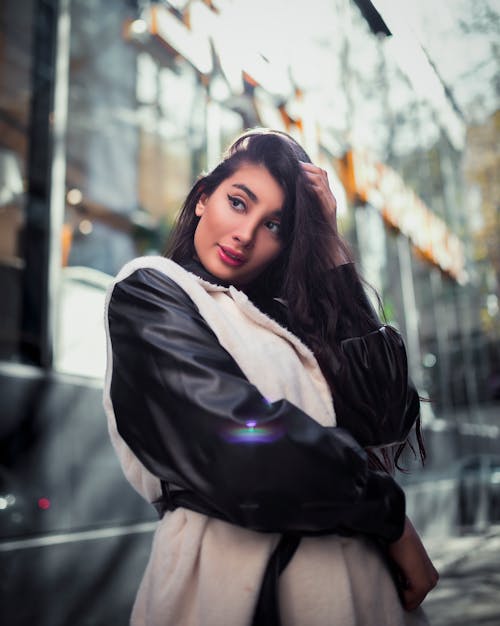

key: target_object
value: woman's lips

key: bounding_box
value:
[218,245,246,267]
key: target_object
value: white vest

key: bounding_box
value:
[103,257,427,626]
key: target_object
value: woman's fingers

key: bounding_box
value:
[401,564,439,611]
[299,160,350,265]
[299,161,337,223]
[299,160,329,180]
[299,162,331,194]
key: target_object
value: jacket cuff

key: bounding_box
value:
[366,471,406,543]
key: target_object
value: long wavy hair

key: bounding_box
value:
[166,128,423,471]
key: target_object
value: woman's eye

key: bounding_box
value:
[265,221,281,235]
[228,195,245,211]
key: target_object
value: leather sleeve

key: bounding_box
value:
[324,264,420,448]
[107,267,405,542]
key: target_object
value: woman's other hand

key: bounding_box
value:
[387,516,439,611]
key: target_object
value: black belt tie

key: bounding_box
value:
[155,481,301,626]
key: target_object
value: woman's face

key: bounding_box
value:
[194,163,285,286]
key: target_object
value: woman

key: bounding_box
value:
[104,128,438,626]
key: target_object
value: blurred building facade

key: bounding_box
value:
[2,0,498,421]
[0,0,499,624]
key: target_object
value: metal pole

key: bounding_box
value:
[47,0,71,369]
[397,234,423,388]
[21,0,70,367]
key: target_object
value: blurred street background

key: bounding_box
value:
[423,526,500,625]
[0,1,499,625]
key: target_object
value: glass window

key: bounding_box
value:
[54,3,208,378]
[0,1,34,361]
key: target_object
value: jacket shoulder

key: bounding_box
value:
[113,256,184,285]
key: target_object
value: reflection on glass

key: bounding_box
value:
[54,266,113,379]
[55,3,221,378]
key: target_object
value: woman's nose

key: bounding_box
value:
[233,221,257,247]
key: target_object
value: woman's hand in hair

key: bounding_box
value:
[387,516,439,611]
[300,161,349,265]
[300,161,338,229]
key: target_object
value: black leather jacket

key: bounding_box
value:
[107,260,419,544]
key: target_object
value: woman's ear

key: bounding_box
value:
[195,193,208,217]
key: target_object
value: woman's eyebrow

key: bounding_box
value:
[269,209,282,218]
[231,183,258,203]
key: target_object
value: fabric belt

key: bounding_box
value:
[154,481,301,626]
[251,533,301,626]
